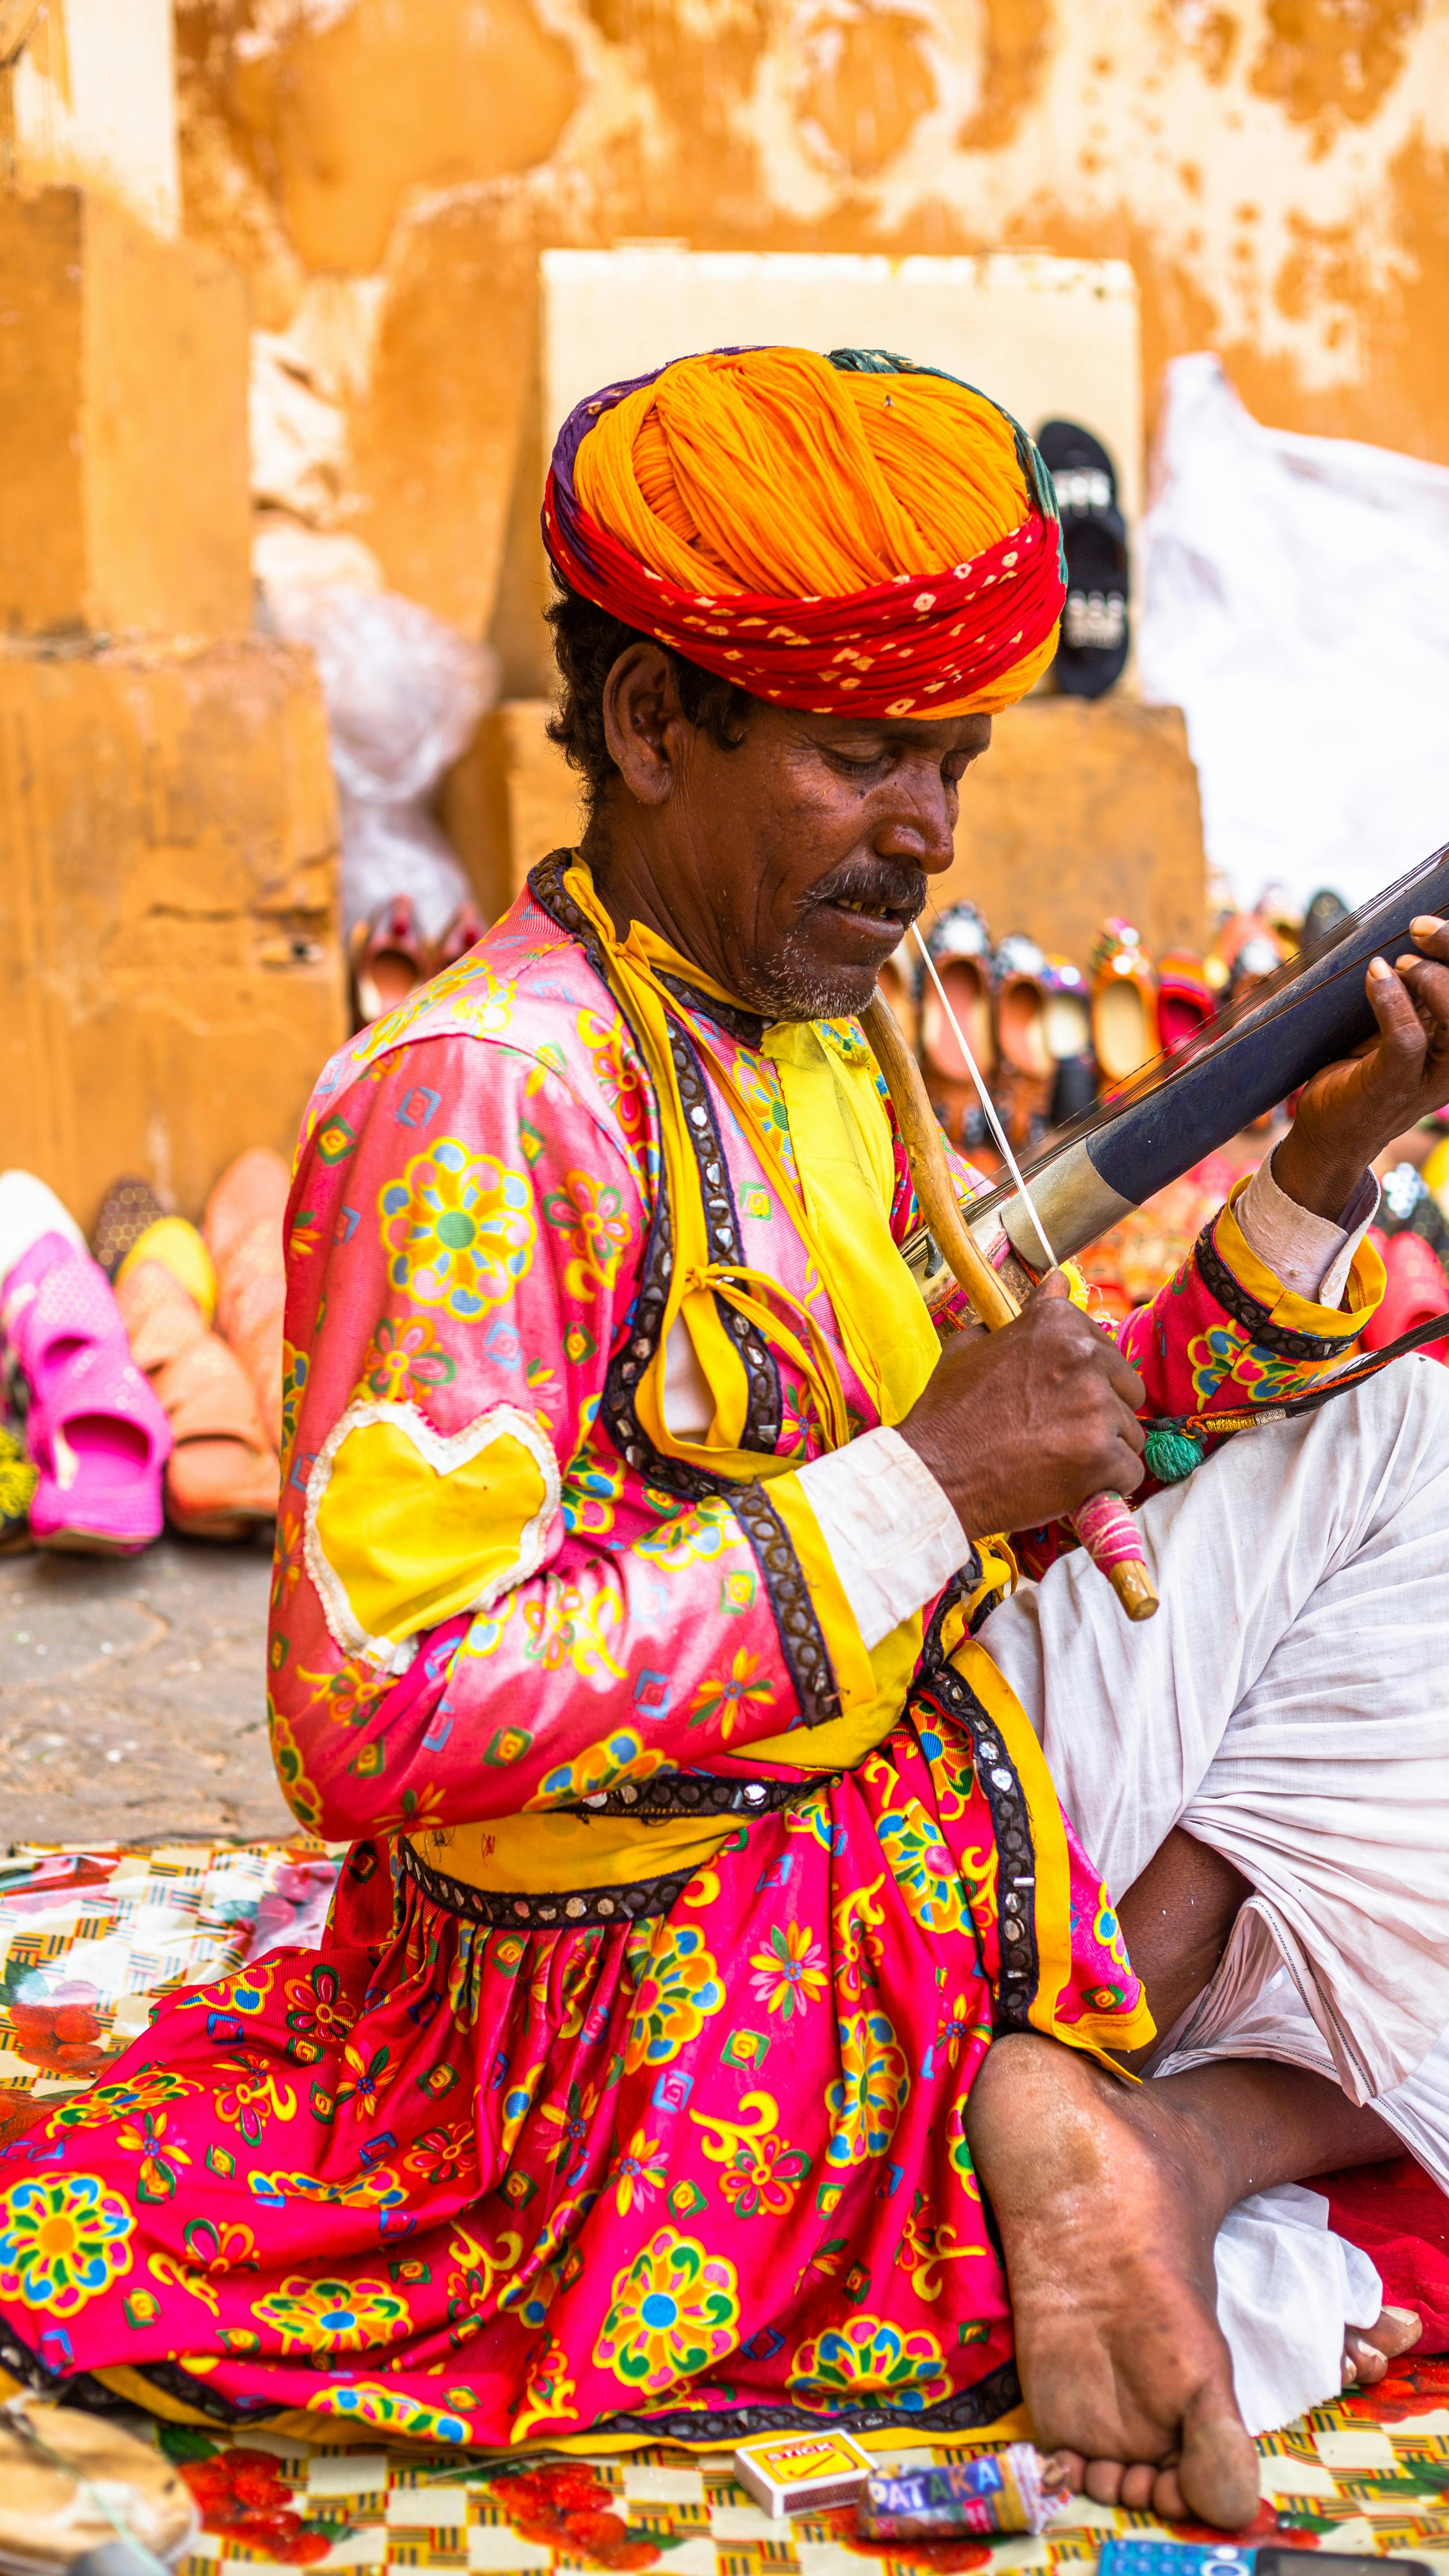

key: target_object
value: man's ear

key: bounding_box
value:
[601,644,689,807]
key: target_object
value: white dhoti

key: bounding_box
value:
[981,1353,1449,2426]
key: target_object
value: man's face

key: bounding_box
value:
[593,650,992,1021]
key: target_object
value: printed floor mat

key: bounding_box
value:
[153,2385,1449,2574]
[5,1844,1449,2567]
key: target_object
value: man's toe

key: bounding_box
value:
[1177,2391,1260,2529]
[1366,2306,1423,2360]
[1084,2459,1126,2505]
[1344,2333,1386,2388]
[1152,2463,1186,2521]
[1119,2463,1158,2510]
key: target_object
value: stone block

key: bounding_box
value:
[0,636,346,1231]
[0,186,250,637]
[444,694,1207,963]
[938,696,1209,960]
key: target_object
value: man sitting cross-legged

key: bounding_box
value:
[0,347,1443,2522]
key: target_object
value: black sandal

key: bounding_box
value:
[1036,419,1130,699]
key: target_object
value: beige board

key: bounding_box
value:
[446,695,1207,967]
[0,636,346,1231]
[540,246,1142,535]
[0,186,251,639]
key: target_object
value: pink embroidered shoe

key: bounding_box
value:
[2,1233,171,1555]
[4,1231,124,1382]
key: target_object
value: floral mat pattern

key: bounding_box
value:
[4,1846,1449,2567]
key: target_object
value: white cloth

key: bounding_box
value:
[982,1357,1449,2103]
[1215,2185,1382,2436]
[980,1361,1449,2433]
[1140,352,1449,913]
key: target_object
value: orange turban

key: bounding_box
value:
[543,346,1065,720]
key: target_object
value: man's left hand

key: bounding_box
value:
[1273,914,1449,1223]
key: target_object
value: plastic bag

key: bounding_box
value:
[262,584,499,940]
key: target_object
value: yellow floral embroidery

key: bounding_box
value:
[380,1138,534,1319]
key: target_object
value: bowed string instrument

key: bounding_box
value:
[863,838,1449,1624]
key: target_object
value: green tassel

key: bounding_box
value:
[1144,1426,1205,1484]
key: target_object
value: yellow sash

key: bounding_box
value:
[560,860,943,1464]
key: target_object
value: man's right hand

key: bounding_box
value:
[897,1271,1147,1539]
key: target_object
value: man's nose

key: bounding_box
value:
[869,773,956,874]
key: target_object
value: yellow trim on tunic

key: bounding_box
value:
[407,1810,737,1896]
[948,1638,1152,2064]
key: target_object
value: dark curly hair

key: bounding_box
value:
[546,573,755,820]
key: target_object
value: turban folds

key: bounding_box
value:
[543,345,1066,720]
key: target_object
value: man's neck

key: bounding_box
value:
[579,821,733,993]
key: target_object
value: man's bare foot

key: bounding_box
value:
[967,2033,1260,2529]
[1343,2306,1422,2388]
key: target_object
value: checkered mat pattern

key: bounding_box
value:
[4,1845,1449,2565]
[156,2386,1449,2573]
[0,1839,339,2130]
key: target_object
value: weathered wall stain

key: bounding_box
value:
[171,0,1449,635]
[958,0,1051,151]
[1250,0,1426,144]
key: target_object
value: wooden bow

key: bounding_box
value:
[862,990,1158,1623]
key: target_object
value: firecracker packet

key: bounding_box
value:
[857,2444,1063,2539]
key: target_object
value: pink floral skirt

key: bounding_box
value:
[0,1696,1140,2450]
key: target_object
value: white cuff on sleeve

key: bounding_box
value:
[1237,1153,1379,1310]
[795,1425,973,1651]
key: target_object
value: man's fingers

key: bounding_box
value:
[1409,912,1449,959]
[1102,1343,1148,1415]
[1032,1267,1072,1303]
[1109,1433,1146,1496]
[1395,956,1449,1058]
[1366,956,1428,1069]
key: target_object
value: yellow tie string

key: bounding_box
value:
[560,860,882,1474]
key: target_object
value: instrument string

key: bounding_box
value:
[910,918,1058,1269]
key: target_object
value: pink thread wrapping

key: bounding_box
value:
[1070,1490,1147,1572]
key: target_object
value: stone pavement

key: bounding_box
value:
[0,1536,293,1849]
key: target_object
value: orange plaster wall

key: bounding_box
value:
[0,636,345,1228]
[170,0,1449,653]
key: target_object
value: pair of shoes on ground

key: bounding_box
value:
[900,905,1088,1155]
[99,1153,287,1542]
[0,1173,172,1556]
[349,894,486,1029]
[907,905,1102,1155]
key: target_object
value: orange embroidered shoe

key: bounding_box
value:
[918,901,996,1153]
[1089,917,1159,1085]
[993,932,1052,1081]
[349,894,427,1029]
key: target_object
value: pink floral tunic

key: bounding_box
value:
[0,859,1381,2453]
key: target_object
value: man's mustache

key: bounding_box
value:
[801,861,928,923]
